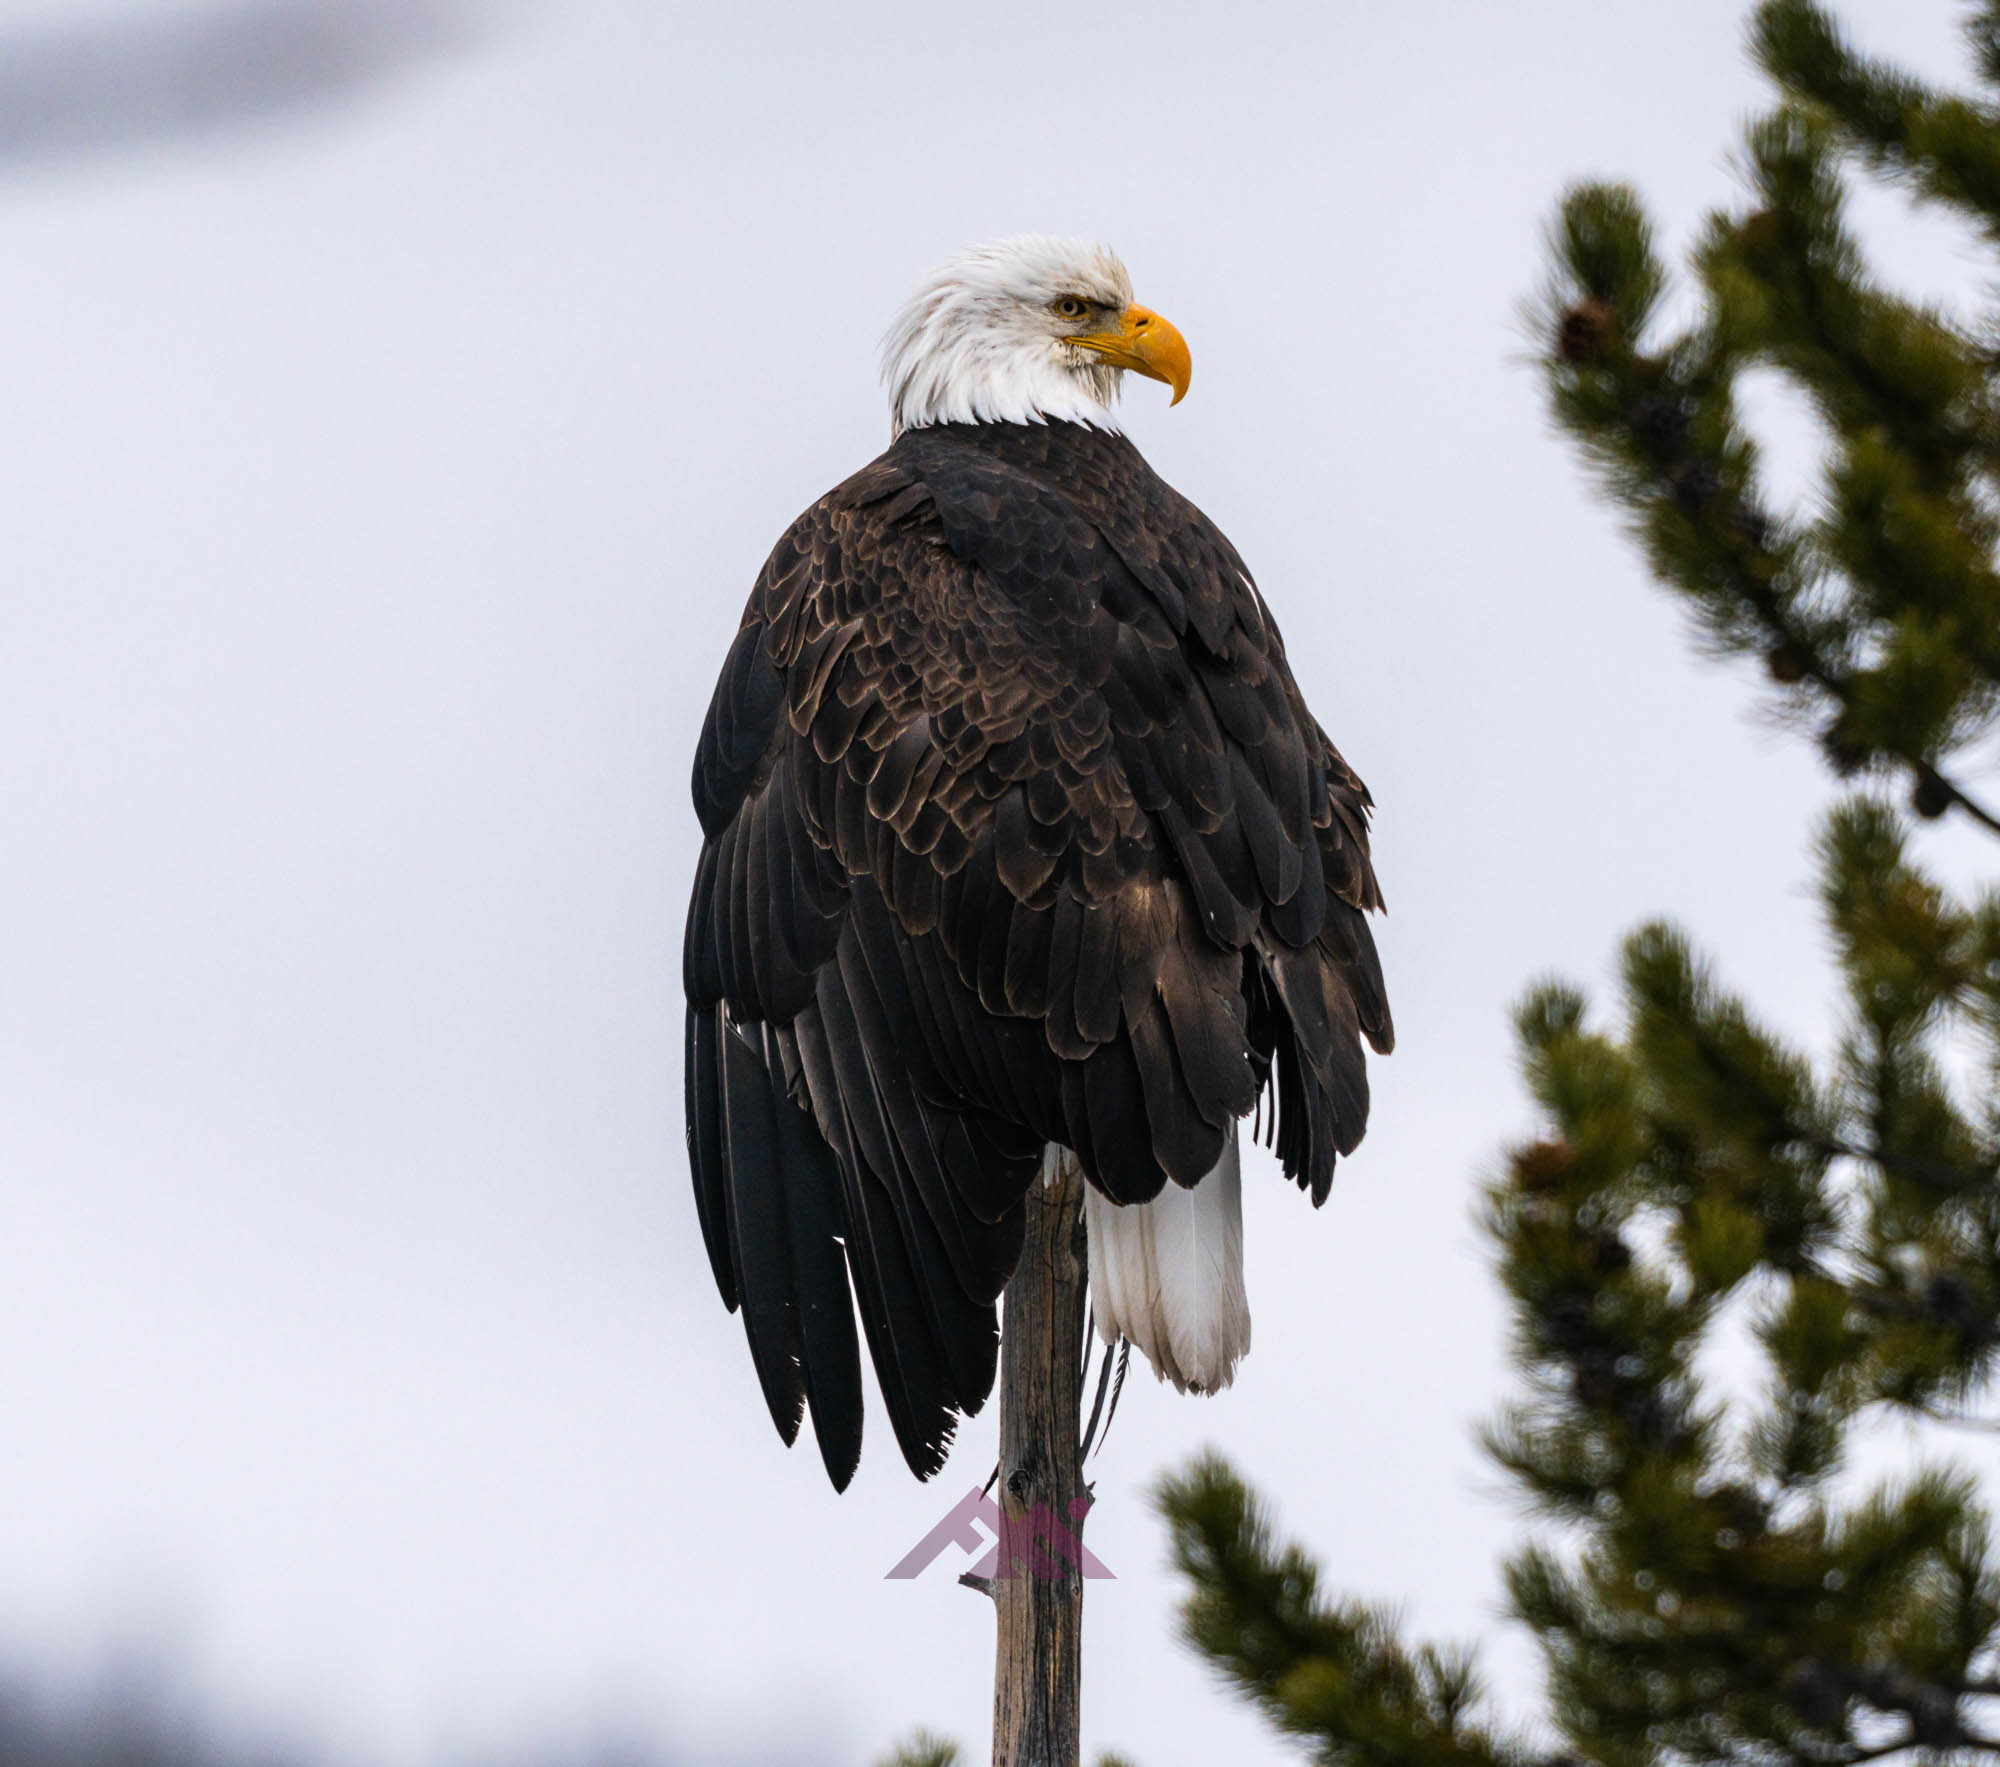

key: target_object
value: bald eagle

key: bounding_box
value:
[685,236,1391,1490]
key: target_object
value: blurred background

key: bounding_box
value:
[1,1,1992,1763]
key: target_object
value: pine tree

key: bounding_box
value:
[1157,3,2000,1761]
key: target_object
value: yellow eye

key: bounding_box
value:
[1054,296,1088,320]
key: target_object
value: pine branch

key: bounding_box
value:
[1154,1454,1526,1767]
[1755,0,2000,232]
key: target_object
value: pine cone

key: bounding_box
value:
[1911,765,1952,820]
[1514,1140,1577,1194]
[1629,391,1690,455]
[1779,1657,1847,1727]
[1764,643,1811,685]
[1922,1270,1982,1330]
[1581,1228,1632,1276]
[1543,1294,1595,1352]
[1557,298,1615,365]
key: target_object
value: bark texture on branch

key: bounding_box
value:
[990,1150,1090,1767]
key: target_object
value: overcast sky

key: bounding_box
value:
[2,1,1996,1763]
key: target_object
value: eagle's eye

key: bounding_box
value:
[1052,295,1089,321]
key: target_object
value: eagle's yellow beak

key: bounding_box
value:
[1066,303,1192,405]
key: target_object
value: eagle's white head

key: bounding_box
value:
[881,235,1192,437]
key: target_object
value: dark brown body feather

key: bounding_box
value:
[684,420,1391,1488]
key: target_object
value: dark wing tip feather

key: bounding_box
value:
[750,1023,866,1490]
[685,1005,737,1310]
[717,1015,808,1446]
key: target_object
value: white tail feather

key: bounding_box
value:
[1083,1130,1250,1394]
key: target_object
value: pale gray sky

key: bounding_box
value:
[1,2,1993,1763]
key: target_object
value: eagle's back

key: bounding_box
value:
[684,421,1390,1486]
